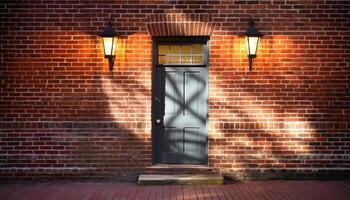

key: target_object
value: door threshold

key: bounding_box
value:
[148,164,209,169]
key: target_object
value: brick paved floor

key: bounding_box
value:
[0,180,349,200]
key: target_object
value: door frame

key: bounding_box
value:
[151,36,210,165]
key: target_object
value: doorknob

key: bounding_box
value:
[155,119,161,124]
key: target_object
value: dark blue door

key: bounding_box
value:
[153,38,209,164]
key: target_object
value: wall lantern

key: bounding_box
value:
[99,21,118,72]
[245,18,263,71]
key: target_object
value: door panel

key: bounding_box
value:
[155,66,208,164]
[184,127,199,152]
[164,71,179,115]
[184,71,200,116]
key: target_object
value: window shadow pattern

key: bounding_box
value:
[154,66,208,164]
[1,0,349,181]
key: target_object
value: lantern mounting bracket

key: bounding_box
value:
[108,57,115,72]
[249,56,253,71]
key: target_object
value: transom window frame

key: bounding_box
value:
[153,36,210,67]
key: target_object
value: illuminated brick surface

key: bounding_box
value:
[0,0,349,180]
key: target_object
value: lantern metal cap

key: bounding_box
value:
[99,21,117,37]
[245,18,263,37]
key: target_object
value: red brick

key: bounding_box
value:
[0,0,349,181]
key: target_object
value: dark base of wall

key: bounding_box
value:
[1,169,350,183]
[223,169,350,181]
[0,170,143,184]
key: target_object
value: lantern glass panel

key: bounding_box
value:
[102,37,116,56]
[246,36,259,56]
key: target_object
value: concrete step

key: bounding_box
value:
[138,174,224,185]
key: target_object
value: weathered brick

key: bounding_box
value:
[0,0,349,181]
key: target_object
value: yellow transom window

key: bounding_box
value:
[158,44,204,65]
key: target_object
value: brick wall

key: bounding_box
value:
[1,0,349,181]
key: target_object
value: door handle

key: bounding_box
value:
[155,119,161,124]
